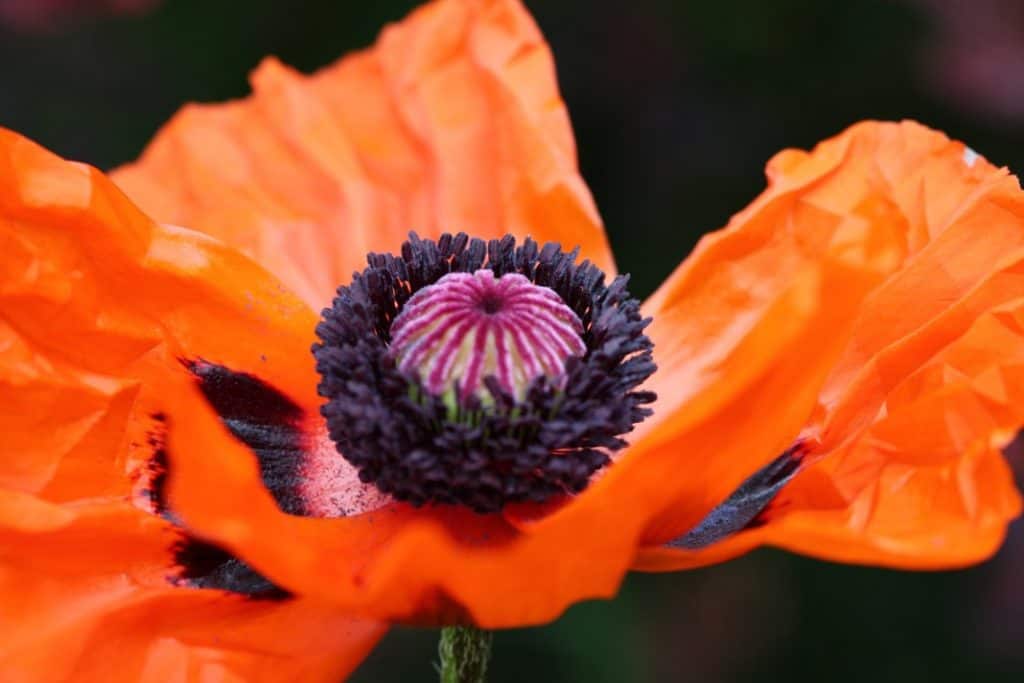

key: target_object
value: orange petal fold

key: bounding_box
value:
[0,127,384,678]
[634,120,1024,570]
[0,498,385,682]
[0,123,322,496]
[112,0,614,310]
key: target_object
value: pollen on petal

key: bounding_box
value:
[389,269,586,403]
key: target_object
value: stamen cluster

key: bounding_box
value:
[313,232,655,513]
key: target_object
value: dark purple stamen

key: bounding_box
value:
[313,232,657,513]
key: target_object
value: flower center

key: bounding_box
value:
[313,232,657,513]
[389,269,585,405]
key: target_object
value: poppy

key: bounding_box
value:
[3,0,1024,678]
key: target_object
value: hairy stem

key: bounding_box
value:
[438,625,493,683]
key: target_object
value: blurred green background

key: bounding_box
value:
[3,0,1023,680]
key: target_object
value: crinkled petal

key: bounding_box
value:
[0,125,321,496]
[112,0,614,309]
[0,128,384,677]
[632,121,1024,569]
[163,388,631,626]
[0,498,384,683]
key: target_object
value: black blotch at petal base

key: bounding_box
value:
[666,443,806,550]
[146,359,320,599]
[183,359,309,516]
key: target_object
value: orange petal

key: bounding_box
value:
[162,387,633,626]
[112,0,614,310]
[633,121,1024,569]
[0,498,384,683]
[0,128,384,679]
[0,125,320,499]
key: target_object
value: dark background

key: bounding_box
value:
[3,0,1023,680]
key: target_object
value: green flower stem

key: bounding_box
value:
[438,625,493,683]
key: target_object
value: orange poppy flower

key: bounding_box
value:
[3,0,1024,678]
